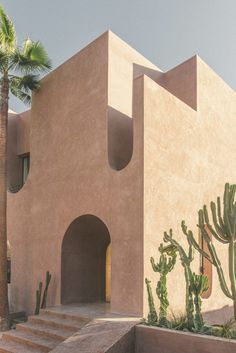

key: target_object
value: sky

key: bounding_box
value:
[2,0,236,112]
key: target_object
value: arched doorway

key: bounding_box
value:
[61,215,111,304]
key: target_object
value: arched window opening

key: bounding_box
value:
[8,153,30,193]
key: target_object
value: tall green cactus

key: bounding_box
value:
[150,243,177,326]
[163,230,194,329]
[34,282,42,315]
[182,183,236,319]
[190,273,208,330]
[41,271,52,309]
[145,278,158,325]
[34,271,52,315]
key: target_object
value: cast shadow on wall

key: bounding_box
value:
[108,106,133,171]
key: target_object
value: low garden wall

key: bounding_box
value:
[135,325,236,353]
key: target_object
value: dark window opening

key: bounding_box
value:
[7,242,11,284]
[7,259,11,284]
[21,153,30,186]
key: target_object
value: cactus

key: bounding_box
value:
[145,278,158,325]
[34,271,52,315]
[41,271,52,309]
[190,273,208,330]
[150,243,177,326]
[163,230,194,330]
[182,183,236,320]
[34,282,42,315]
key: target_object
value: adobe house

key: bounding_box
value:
[7,31,236,317]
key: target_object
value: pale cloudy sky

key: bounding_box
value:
[2,0,236,112]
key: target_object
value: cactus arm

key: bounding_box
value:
[233,204,236,238]
[229,185,236,211]
[229,241,236,318]
[156,274,169,326]
[224,183,233,236]
[167,253,177,272]
[150,257,160,272]
[209,203,229,243]
[150,241,177,327]
[182,221,195,260]
[145,278,158,324]
[164,231,190,265]
[164,227,194,329]
[206,237,232,299]
[182,221,213,264]
[217,197,227,233]
[191,273,208,330]
[187,237,194,262]
[185,267,194,329]
[199,208,232,297]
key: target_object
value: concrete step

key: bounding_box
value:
[0,340,43,353]
[3,330,58,352]
[28,314,87,331]
[16,322,74,341]
[40,309,90,323]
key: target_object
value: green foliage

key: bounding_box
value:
[150,244,177,327]
[163,230,194,330]
[9,75,40,104]
[211,319,236,339]
[0,6,16,52]
[146,182,236,339]
[182,183,236,320]
[0,5,51,105]
[145,278,158,325]
[169,312,188,330]
[190,273,208,330]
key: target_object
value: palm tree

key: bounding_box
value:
[0,5,51,330]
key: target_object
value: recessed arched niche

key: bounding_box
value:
[61,215,111,304]
[108,107,133,170]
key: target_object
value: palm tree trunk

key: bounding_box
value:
[0,74,10,331]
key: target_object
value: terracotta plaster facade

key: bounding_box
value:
[7,31,236,318]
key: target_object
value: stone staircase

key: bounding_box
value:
[0,309,90,353]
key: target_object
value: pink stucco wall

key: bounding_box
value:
[7,31,236,318]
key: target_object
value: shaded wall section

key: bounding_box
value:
[108,107,133,170]
[8,110,30,192]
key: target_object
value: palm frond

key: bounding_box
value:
[10,74,40,91]
[0,49,8,72]
[9,74,40,104]
[10,84,31,105]
[0,6,16,52]
[11,38,51,73]
[26,40,51,69]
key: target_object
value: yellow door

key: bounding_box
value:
[106,244,111,302]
